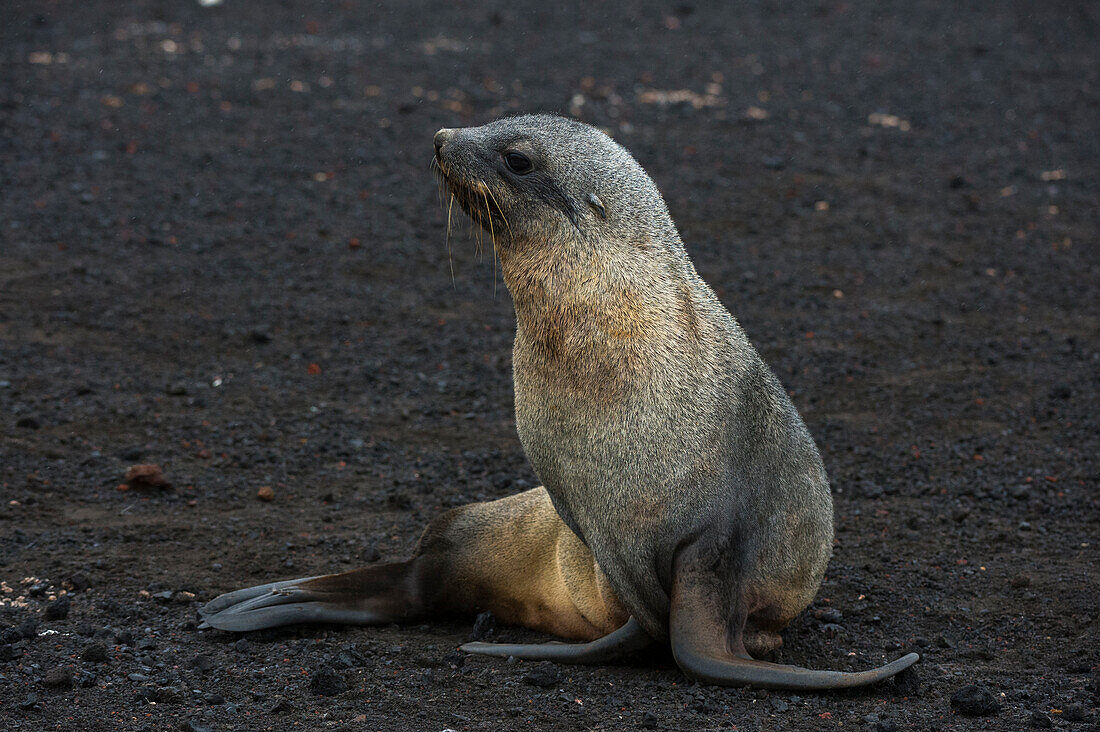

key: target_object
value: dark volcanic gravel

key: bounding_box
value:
[1,1,1098,730]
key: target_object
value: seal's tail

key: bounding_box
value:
[198,562,423,632]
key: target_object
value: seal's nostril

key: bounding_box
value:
[434,128,454,156]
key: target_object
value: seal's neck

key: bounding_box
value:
[501,234,704,372]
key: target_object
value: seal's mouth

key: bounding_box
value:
[431,153,506,233]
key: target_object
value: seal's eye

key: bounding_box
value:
[504,152,533,175]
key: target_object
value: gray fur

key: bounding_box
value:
[436,114,833,642]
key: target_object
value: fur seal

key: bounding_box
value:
[200,115,918,690]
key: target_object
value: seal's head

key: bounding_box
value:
[433,115,675,253]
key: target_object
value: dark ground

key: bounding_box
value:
[1,1,1098,730]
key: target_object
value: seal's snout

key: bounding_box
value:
[434,128,455,157]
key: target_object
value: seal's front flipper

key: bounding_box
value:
[669,560,919,690]
[199,562,422,632]
[461,616,652,664]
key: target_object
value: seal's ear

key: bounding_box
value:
[586,192,607,219]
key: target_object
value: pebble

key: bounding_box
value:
[68,573,91,591]
[44,596,71,620]
[1,627,21,643]
[18,693,38,710]
[1062,704,1088,722]
[128,673,150,682]
[0,644,18,662]
[950,684,1000,716]
[116,630,134,645]
[233,639,250,653]
[204,692,225,705]
[814,607,843,624]
[180,720,213,732]
[522,663,561,688]
[1029,710,1053,728]
[82,642,108,663]
[269,698,294,713]
[124,463,171,489]
[309,666,348,696]
[190,654,215,672]
[469,611,496,641]
[331,644,367,669]
[43,666,73,688]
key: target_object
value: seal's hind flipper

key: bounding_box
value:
[199,563,421,632]
[669,556,919,690]
[461,616,651,664]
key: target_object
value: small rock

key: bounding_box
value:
[157,686,182,704]
[44,596,71,620]
[124,464,171,490]
[18,693,39,710]
[331,644,367,669]
[180,720,213,732]
[523,663,561,688]
[190,654,215,672]
[256,485,275,502]
[1062,704,1088,722]
[876,719,898,732]
[814,607,843,624]
[128,673,150,682]
[19,618,38,638]
[1009,574,1031,588]
[67,573,91,591]
[309,666,348,696]
[115,630,133,646]
[469,611,496,641]
[16,416,41,429]
[762,155,787,170]
[950,684,1000,716]
[204,692,225,705]
[135,687,159,703]
[136,637,157,650]
[43,666,73,688]
[1048,384,1072,400]
[1029,710,1053,728]
[233,639,250,653]
[81,642,108,663]
[0,644,19,662]
[362,543,381,562]
[860,482,884,498]
[270,698,293,713]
